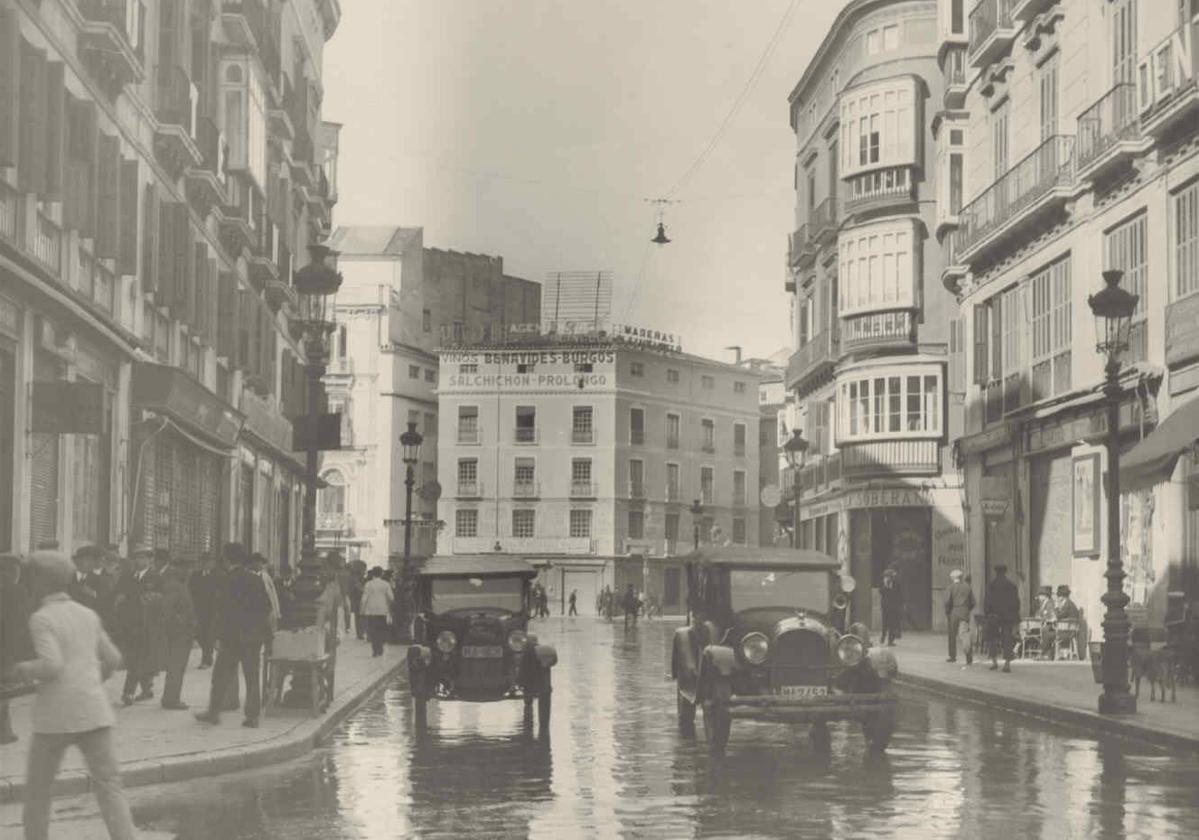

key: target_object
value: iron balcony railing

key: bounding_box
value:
[0,179,20,244]
[956,134,1074,257]
[571,428,595,444]
[316,512,354,532]
[789,224,809,267]
[570,482,598,498]
[946,44,967,87]
[810,196,838,242]
[32,210,61,275]
[841,311,915,351]
[515,426,538,444]
[513,481,540,498]
[630,428,645,445]
[457,480,483,498]
[1076,83,1140,172]
[666,484,682,503]
[786,328,839,386]
[968,0,1014,61]
[629,481,646,499]
[457,425,480,444]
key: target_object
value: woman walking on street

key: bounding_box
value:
[11,550,136,840]
[361,567,394,657]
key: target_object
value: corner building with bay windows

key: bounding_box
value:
[943,0,1199,630]
[436,335,763,616]
[784,0,965,632]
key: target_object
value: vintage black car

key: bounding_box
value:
[671,547,898,757]
[408,556,558,731]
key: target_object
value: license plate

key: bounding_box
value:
[778,685,828,698]
[462,645,504,659]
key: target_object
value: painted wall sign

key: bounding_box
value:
[1072,452,1101,557]
[1165,294,1199,368]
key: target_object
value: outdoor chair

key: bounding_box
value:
[1053,619,1081,661]
[1015,618,1042,660]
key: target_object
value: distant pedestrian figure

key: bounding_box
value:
[189,553,218,668]
[622,584,640,629]
[195,543,272,728]
[880,569,903,646]
[156,549,196,710]
[568,589,578,617]
[984,564,1021,672]
[539,585,550,618]
[68,544,106,615]
[13,550,136,840]
[347,560,366,639]
[361,567,394,657]
[944,569,975,664]
[1,553,34,745]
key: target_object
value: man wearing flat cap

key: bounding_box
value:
[983,564,1021,672]
[943,568,975,664]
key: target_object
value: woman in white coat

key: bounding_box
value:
[360,567,394,657]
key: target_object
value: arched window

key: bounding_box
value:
[319,469,346,514]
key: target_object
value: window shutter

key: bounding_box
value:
[156,200,176,306]
[173,205,193,322]
[17,42,47,194]
[64,97,98,237]
[141,185,159,294]
[43,62,66,199]
[217,271,236,359]
[972,303,988,386]
[990,295,1003,381]
[0,7,19,167]
[118,161,139,275]
[95,135,121,258]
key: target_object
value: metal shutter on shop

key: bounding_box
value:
[28,433,59,549]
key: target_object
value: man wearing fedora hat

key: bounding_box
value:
[113,543,164,705]
[10,550,136,839]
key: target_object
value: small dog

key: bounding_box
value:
[1130,644,1177,703]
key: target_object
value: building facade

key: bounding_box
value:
[435,333,763,615]
[317,226,540,570]
[0,0,340,568]
[784,0,965,631]
[943,0,1199,628]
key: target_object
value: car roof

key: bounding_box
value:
[684,546,840,571]
[418,555,538,579]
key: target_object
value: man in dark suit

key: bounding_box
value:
[115,544,163,705]
[157,549,196,710]
[188,552,218,668]
[984,564,1021,673]
[69,545,104,614]
[195,542,272,728]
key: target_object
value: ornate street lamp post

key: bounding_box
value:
[689,498,704,552]
[288,243,342,628]
[1088,269,1138,716]
[396,420,424,642]
[784,429,809,549]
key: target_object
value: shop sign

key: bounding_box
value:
[131,362,241,447]
[979,475,1010,517]
[844,488,932,509]
[292,413,341,451]
[1165,294,1199,368]
[1026,412,1104,455]
[31,381,105,434]
[241,390,295,459]
[957,423,1011,456]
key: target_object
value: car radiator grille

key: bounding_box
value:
[456,657,507,691]
[771,629,830,686]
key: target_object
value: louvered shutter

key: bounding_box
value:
[204,257,219,346]
[217,271,236,359]
[96,134,121,258]
[236,287,250,370]
[990,295,1002,382]
[142,185,159,293]
[174,204,193,321]
[192,242,206,337]
[0,7,19,167]
[17,42,47,194]
[972,304,988,386]
[64,97,98,237]
[44,62,66,199]
[157,200,176,306]
[118,161,139,275]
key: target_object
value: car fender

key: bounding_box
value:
[533,643,558,669]
[671,627,698,682]
[407,644,431,668]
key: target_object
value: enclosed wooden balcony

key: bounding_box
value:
[840,310,916,355]
[843,166,915,217]
[841,439,940,479]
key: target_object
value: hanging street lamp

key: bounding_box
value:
[1087,268,1138,716]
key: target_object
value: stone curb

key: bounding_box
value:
[894,671,1199,754]
[0,657,406,804]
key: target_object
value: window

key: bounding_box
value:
[992,99,1010,178]
[515,405,536,443]
[572,406,594,444]
[512,509,535,538]
[629,459,645,497]
[701,418,715,452]
[666,462,681,501]
[1106,213,1148,363]
[950,0,964,35]
[571,458,592,496]
[455,508,478,537]
[665,512,680,545]
[838,219,916,316]
[949,317,966,393]
[453,322,465,342]
[733,471,747,506]
[459,362,477,374]
[630,407,645,445]
[1176,180,1199,300]
[457,406,479,443]
[318,469,346,514]
[666,413,681,449]
[514,457,536,493]
[1030,257,1072,401]
[221,60,267,192]
[949,151,964,214]
[882,24,898,51]
[1039,52,1059,141]
[734,381,747,394]
[409,365,420,379]
[700,466,714,505]
[701,375,715,390]
[628,510,645,540]
[666,368,680,384]
[630,362,645,377]
[840,78,917,177]
[424,368,436,383]
[837,366,943,441]
[866,29,880,54]
[422,308,431,332]
[569,509,592,538]
[423,412,437,438]
[732,517,746,545]
[457,459,478,494]
[1112,0,1137,85]
[734,423,747,456]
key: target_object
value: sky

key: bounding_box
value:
[323,0,844,362]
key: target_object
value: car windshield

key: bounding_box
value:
[728,569,829,613]
[430,576,525,614]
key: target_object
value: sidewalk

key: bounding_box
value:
[892,632,1199,752]
[0,635,405,803]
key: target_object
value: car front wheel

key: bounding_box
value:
[702,681,731,757]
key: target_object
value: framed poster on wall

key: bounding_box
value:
[1072,453,1101,557]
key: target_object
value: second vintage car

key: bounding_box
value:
[671,546,898,757]
[408,556,558,731]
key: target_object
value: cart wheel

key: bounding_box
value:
[809,721,831,753]
[676,686,696,735]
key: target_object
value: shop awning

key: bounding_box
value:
[131,362,242,449]
[1121,396,1199,490]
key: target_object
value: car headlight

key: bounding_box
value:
[435,630,457,653]
[740,632,769,665]
[507,629,528,652]
[836,634,865,666]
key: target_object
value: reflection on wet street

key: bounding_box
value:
[49,619,1199,838]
